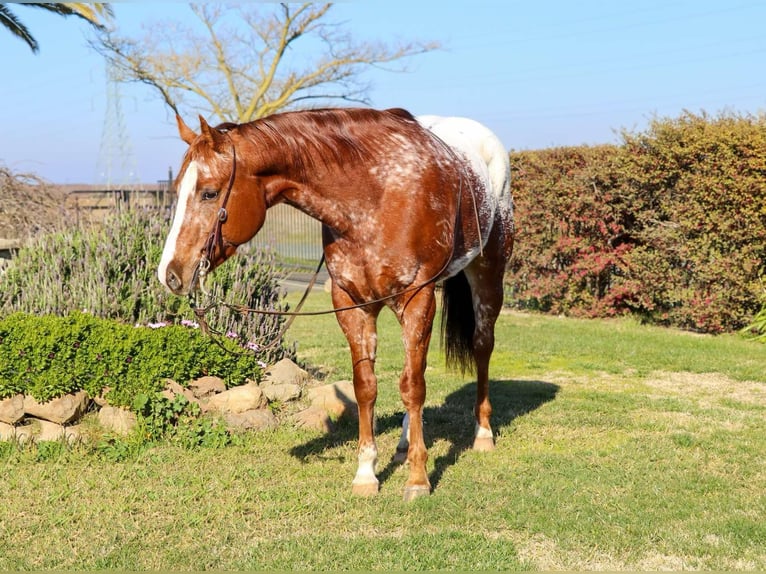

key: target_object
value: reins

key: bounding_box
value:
[189,123,482,353]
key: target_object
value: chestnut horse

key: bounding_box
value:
[158,107,513,500]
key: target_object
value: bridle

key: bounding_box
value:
[193,141,239,296]
[187,125,483,352]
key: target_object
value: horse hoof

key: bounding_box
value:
[472,436,495,452]
[351,481,379,497]
[402,485,430,502]
[393,448,408,464]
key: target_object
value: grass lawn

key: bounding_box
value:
[1,289,764,570]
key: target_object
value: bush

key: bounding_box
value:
[507,110,766,333]
[0,312,265,406]
[0,206,292,364]
[618,111,766,332]
[507,145,636,317]
[0,163,74,241]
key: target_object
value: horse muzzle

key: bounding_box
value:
[162,262,191,296]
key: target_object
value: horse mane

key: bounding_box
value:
[230,108,420,177]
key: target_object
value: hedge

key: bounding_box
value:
[507,110,766,333]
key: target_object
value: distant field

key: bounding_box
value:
[1,290,764,570]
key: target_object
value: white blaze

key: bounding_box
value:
[158,161,198,288]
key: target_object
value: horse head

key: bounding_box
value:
[158,115,267,296]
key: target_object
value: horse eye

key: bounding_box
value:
[201,190,219,201]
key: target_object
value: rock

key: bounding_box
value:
[261,383,302,403]
[2,421,33,444]
[92,387,111,407]
[224,408,278,431]
[188,376,226,399]
[98,406,137,436]
[161,379,200,406]
[0,421,17,441]
[32,419,81,444]
[205,383,266,415]
[0,394,24,424]
[262,358,310,386]
[307,381,357,419]
[291,405,334,433]
[23,390,89,424]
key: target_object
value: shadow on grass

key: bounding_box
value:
[290,379,559,493]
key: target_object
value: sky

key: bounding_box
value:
[1,1,765,184]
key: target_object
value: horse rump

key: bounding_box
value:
[440,271,475,374]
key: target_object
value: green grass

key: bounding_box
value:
[1,290,764,570]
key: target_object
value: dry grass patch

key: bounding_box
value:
[643,371,766,407]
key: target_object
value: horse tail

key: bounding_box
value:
[440,271,476,374]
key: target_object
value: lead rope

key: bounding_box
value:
[191,253,326,354]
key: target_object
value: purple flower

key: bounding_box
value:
[257,360,268,369]
[148,321,168,329]
[181,319,199,329]
[245,341,260,351]
[225,331,239,339]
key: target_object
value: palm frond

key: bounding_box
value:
[0,4,39,52]
[26,3,113,29]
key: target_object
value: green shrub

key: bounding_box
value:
[741,286,766,342]
[507,110,766,333]
[0,206,292,364]
[618,110,766,333]
[0,312,266,406]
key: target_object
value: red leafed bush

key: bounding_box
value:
[506,110,766,333]
[507,144,639,318]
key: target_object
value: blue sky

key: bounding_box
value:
[1,1,765,184]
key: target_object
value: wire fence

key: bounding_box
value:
[250,203,323,267]
[1,187,324,271]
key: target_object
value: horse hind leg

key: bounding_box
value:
[441,270,495,450]
[465,264,506,452]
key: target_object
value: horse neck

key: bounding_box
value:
[241,120,378,234]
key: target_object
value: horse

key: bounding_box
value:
[158,107,514,501]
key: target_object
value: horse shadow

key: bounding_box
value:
[289,379,559,492]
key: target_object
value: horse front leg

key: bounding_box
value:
[331,285,382,496]
[396,285,437,501]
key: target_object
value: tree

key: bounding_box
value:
[90,3,439,123]
[1,3,112,53]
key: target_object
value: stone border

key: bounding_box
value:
[0,358,357,444]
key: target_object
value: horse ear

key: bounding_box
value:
[198,115,228,152]
[176,115,197,145]
[176,114,197,145]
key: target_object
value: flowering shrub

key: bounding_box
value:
[617,111,766,332]
[0,312,266,406]
[507,144,637,318]
[507,110,766,333]
[0,206,292,364]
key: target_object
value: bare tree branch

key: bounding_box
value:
[89,3,439,124]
